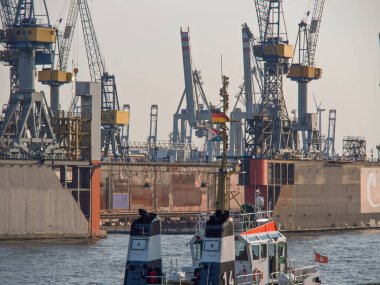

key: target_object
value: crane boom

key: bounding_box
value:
[180,28,197,126]
[254,0,270,42]
[57,0,78,72]
[306,0,325,66]
[78,0,119,111]
[78,0,104,82]
[0,0,17,28]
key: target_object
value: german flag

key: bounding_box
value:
[212,111,230,124]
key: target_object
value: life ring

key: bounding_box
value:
[253,268,263,282]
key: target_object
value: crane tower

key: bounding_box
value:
[246,0,294,158]
[172,28,215,161]
[0,0,58,158]
[288,0,325,157]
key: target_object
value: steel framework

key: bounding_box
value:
[342,136,366,161]
[323,109,336,159]
[0,0,58,158]
[246,0,294,158]
[288,0,325,157]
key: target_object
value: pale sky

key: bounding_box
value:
[1,0,379,157]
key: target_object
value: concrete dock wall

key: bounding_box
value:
[0,163,89,239]
[274,161,380,230]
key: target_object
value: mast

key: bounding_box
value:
[217,75,230,212]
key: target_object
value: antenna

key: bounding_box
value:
[220,54,224,82]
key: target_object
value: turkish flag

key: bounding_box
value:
[314,252,329,264]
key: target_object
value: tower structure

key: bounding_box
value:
[54,0,128,159]
[38,0,76,116]
[172,28,214,161]
[288,0,325,157]
[0,0,58,158]
[246,0,294,158]
[342,136,366,161]
[0,0,18,97]
[229,23,263,158]
[323,109,336,159]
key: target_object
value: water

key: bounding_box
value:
[0,230,379,285]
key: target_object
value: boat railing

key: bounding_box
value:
[235,272,263,285]
[291,265,319,283]
[192,210,273,235]
[231,211,273,232]
[267,264,319,284]
[143,275,167,285]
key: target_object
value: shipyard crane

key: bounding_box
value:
[323,109,336,159]
[38,0,78,116]
[172,28,215,161]
[288,0,326,157]
[121,104,130,147]
[0,0,21,97]
[148,104,158,160]
[53,0,128,159]
[0,0,58,158]
[230,23,264,157]
[246,0,294,158]
[79,0,128,159]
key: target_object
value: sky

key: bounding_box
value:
[1,0,380,157]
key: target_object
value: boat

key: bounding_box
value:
[123,78,322,285]
[123,206,321,285]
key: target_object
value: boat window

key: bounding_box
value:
[251,244,259,260]
[248,236,260,242]
[269,232,281,239]
[235,239,248,261]
[268,243,275,258]
[192,240,203,260]
[204,240,220,251]
[131,238,147,250]
[279,244,285,258]
[261,244,267,259]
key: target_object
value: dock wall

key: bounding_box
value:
[274,161,380,230]
[100,163,244,213]
[0,163,90,239]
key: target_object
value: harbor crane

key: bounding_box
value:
[288,0,326,157]
[43,0,128,159]
[230,23,264,157]
[0,0,58,158]
[323,109,336,159]
[0,0,18,96]
[246,0,294,158]
[172,28,215,161]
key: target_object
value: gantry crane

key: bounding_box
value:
[323,109,336,159]
[49,0,128,159]
[0,0,58,158]
[288,0,325,157]
[0,0,22,97]
[38,0,77,116]
[148,104,158,160]
[230,23,264,157]
[245,0,294,158]
[172,28,215,161]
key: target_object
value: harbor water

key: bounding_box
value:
[0,229,379,285]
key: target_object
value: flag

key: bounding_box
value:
[207,127,222,142]
[314,251,328,264]
[211,111,230,124]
